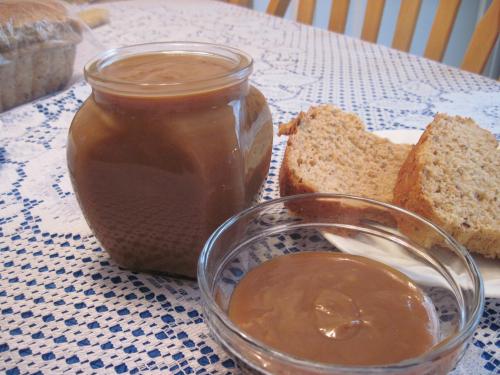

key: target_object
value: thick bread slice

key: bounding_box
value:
[394,114,500,258]
[279,105,411,203]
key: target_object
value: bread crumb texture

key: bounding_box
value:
[394,114,500,258]
[279,105,411,202]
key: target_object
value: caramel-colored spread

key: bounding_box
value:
[100,52,235,84]
[68,52,273,277]
[229,252,436,366]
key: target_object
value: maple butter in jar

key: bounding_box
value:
[67,42,273,277]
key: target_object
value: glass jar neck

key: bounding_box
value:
[84,42,253,99]
[92,80,250,112]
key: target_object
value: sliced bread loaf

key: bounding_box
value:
[393,114,500,258]
[279,105,411,203]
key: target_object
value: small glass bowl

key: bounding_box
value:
[198,193,484,374]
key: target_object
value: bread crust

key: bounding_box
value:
[0,1,80,52]
[0,0,67,25]
[393,128,442,225]
[279,112,316,196]
[279,145,316,197]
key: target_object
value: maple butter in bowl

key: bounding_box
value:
[198,193,484,374]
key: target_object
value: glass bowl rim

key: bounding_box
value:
[197,193,485,373]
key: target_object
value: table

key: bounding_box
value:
[1,0,499,373]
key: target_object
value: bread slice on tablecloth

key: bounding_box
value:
[278,105,411,203]
[394,114,500,258]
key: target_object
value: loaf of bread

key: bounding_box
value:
[279,105,411,203]
[393,114,500,258]
[0,0,82,112]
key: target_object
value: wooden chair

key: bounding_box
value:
[227,0,253,7]
[461,0,500,74]
[265,0,500,75]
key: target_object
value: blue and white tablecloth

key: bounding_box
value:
[1,0,499,373]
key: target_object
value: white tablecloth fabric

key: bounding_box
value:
[1,1,499,373]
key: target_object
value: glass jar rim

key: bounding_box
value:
[198,193,485,373]
[84,41,253,96]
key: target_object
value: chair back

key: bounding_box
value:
[264,0,500,75]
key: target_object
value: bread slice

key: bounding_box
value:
[393,114,500,258]
[279,105,411,203]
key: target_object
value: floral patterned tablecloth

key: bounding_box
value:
[1,0,499,374]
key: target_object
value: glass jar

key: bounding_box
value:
[67,42,273,277]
